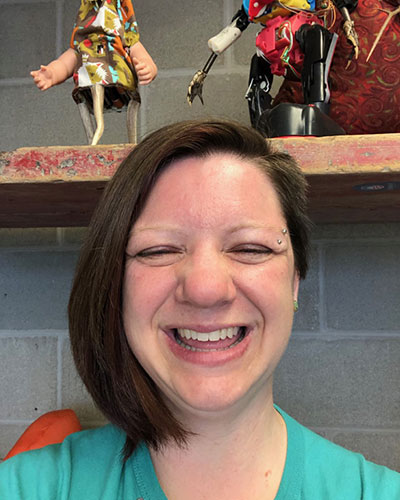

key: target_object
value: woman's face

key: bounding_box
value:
[123,153,299,417]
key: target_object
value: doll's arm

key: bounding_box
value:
[129,42,157,85]
[187,6,250,105]
[207,6,250,55]
[30,48,77,91]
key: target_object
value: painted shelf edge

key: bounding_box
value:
[1,134,400,227]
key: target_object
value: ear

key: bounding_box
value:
[293,271,300,301]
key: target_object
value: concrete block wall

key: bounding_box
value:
[1,0,264,149]
[1,0,399,471]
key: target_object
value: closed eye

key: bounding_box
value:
[128,246,184,266]
[228,245,273,264]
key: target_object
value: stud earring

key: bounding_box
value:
[277,239,282,245]
[282,228,288,235]
[294,299,299,312]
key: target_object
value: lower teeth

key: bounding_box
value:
[174,329,245,352]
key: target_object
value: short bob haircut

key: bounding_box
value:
[68,118,312,459]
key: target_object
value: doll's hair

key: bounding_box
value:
[68,118,311,459]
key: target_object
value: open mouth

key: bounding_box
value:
[173,326,248,352]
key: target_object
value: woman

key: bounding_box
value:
[1,119,399,499]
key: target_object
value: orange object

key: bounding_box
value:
[4,409,81,461]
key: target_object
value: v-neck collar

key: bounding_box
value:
[130,406,304,500]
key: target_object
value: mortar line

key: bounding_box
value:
[0,330,68,338]
[311,425,400,434]
[0,419,36,425]
[56,228,65,246]
[0,0,53,4]
[318,243,327,330]
[313,237,400,246]
[0,78,35,87]
[0,244,82,253]
[291,330,400,340]
[57,334,63,409]
[222,0,234,68]
[154,66,249,79]
[55,0,64,56]
[138,86,148,140]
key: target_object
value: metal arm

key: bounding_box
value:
[186,54,218,105]
[187,7,250,105]
[333,0,359,63]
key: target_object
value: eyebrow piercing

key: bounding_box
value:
[278,228,288,244]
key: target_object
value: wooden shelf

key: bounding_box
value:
[272,134,400,224]
[0,145,131,228]
[1,134,400,227]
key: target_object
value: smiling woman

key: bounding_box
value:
[122,153,299,426]
[1,120,399,500]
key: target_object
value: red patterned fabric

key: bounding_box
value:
[274,0,400,134]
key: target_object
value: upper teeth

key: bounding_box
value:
[177,327,240,342]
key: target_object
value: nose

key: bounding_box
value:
[175,247,236,308]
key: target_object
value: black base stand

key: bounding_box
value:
[256,103,345,138]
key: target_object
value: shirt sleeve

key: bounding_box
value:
[0,445,65,500]
[362,460,400,500]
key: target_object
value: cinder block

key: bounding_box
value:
[61,340,107,423]
[1,3,56,80]
[324,244,400,330]
[232,21,260,66]
[292,246,320,332]
[331,431,400,472]
[63,0,82,49]
[0,85,83,150]
[143,72,250,138]
[0,229,58,248]
[274,337,400,428]
[313,223,400,240]
[0,251,78,330]
[133,0,225,70]
[60,228,88,246]
[0,83,134,149]
[0,337,57,419]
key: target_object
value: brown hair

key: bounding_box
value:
[68,119,311,459]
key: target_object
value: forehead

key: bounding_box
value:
[134,153,285,230]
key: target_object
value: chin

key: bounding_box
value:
[167,371,274,417]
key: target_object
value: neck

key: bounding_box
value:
[150,394,287,500]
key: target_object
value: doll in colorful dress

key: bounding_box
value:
[31,0,157,145]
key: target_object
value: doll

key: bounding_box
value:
[187,0,359,136]
[31,0,157,145]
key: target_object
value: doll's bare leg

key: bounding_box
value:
[77,102,95,144]
[91,84,105,145]
[127,99,140,144]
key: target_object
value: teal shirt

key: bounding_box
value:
[1,407,399,499]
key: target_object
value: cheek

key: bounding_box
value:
[238,263,296,323]
[242,262,294,296]
[123,265,176,323]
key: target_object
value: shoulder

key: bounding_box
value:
[0,425,129,500]
[302,424,400,499]
[279,407,400,499]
